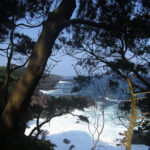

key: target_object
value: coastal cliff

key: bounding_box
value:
[36,74,63,92]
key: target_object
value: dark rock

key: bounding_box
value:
[63,138,70,144]
[132,132,150,146]
[36,74,63,91]
[58,95,95,107]
[69,145,75,150]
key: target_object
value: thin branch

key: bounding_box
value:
[10,57,29,72]
[16,22,43,28]
[66,19,106,29]
[49,57,61,63]
[0,53,7,57]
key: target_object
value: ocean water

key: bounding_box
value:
[25,76,150,149]
[40,76,127,139]
[40,75,127,103]
[40,76,128,122]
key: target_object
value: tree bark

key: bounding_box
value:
[0,0,76,136]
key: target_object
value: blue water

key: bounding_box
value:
[41,76,128,108]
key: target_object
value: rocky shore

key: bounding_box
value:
[36,74,63,91]
[33,74,95,118]
[31,94,95,119]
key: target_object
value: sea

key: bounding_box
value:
[25,76,150,150]
[40,75,128,100]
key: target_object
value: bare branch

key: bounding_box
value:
[10,57,29,72]
[66,19,106,29]
[16,22,43,28]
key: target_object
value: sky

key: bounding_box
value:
[0,54,77,76]
[50,55,77,76]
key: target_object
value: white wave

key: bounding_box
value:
[40,89,56,94]
[25,107,149,150]
[58,80,72,84]
[100,96,131,103]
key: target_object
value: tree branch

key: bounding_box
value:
[16,22,43,28]
[10,57,29,72]
[66,19,106,29]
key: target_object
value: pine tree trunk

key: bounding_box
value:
[0,0,75,136]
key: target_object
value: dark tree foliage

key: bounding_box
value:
[0,0,52,40]
[13,33,35,55]
[65,0,150,77]
[63,1,150,97]
[0,0,53,53]
[58,0,150,137]
[72,75,91,92]
[23,94,93,138]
